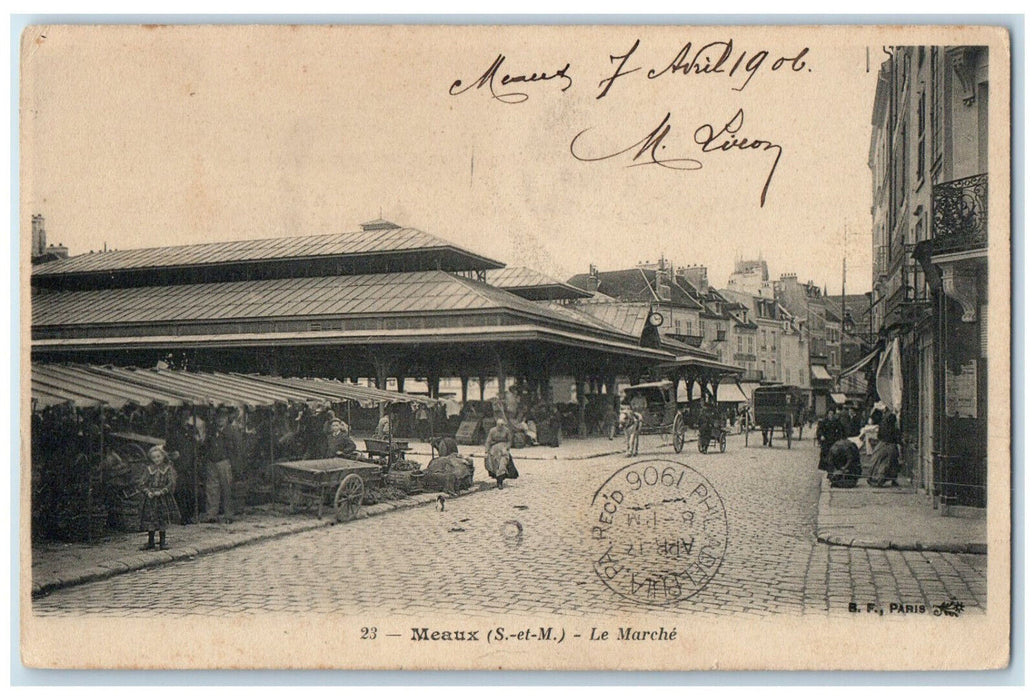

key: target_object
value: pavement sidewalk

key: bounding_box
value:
[815,475,986,553]
[30,436,624,600]
[31,483,493,599]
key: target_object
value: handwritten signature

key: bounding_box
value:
[570,109,783,207]
[449,54,573,104]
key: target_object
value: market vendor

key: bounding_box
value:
[325,419,358,459]
[826,438,863,488]
[484,418,516,489]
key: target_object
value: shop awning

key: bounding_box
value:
[811,365,833,381]
[839,347,881,378]
[31,363,444,412]
[830,393,848,405]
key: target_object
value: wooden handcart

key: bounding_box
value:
[363,438,410,464]
[275,458,384,522]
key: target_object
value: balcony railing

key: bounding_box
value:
[933,173,988,254]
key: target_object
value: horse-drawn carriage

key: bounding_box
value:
[620,381,689,453]
[750,385,805,449]
[697,407,728,453]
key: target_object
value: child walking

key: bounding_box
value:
[139,445,179,551]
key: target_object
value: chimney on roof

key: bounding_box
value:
[679,264,709,291]
[587,264,600,293]
[31,214,45,258]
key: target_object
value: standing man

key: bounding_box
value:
[166,409,203,524]
[817,408,846,472]
[201,407,242,524]
[415,403,431,442]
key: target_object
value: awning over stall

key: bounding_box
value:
[237,374,444,408]
[30,363,445,412]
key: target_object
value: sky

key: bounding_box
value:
[21,24,885,293]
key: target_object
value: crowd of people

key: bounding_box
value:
[816,402,902,489]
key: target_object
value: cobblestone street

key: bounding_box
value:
[33,436,986,618]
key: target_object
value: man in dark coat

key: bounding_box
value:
[817,408,846,472]
[324,419,358,459]
[201,408,244,523]
[166,410,203,524]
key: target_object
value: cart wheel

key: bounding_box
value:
[334,474,364,523]
[720,433,727,453]
[672,414,685,453]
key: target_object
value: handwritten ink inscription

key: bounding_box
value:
[447,37,808,207]
[570,109,783,207]
[449,54,573,104]
[598,38,810,98]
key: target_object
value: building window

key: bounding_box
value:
[717,329,726,342]
[912,209,925,246]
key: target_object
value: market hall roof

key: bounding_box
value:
[30,220,505,291]
[486,266,592,301]
[32,270,672,361]
[35,270,614,331]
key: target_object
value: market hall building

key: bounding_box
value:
[31,218,739,434]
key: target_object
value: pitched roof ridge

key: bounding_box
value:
[452,274,640,340]
[31,225,465,274]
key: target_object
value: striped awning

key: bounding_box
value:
[30,363,444,412]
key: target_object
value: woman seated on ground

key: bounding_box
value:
[867,412,902,487]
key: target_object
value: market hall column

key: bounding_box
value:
[574,370,588,437]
